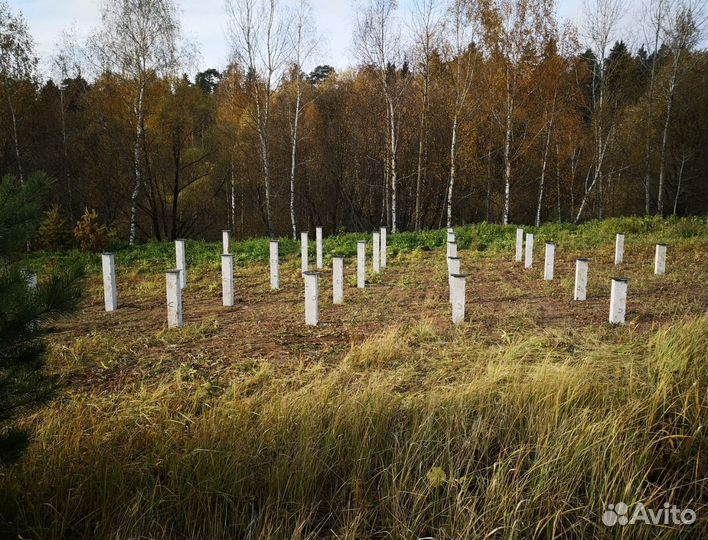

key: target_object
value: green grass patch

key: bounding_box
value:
[25,216,706,277]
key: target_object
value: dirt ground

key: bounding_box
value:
[47,240,707,393]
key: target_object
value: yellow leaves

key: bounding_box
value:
[426,466,447,488]
[425,466,469,489]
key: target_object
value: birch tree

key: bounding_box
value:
[443,0,478,228]
[410,0,443,230]
[354,0,404,232]
[0,1,37,183]
[534,97,555,227]
[216,66,250,236]
[90,0,181,245]
[226,0,290,236]
[51,30,82,220]
[574,0,623,223]
[639,0,667,215]
[534,23,578,226]
[286,0,316,240]
[656,0,700,215]
[478,0,553,225]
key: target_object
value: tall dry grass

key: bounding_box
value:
[1,317,705,539]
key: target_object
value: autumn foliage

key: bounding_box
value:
[0,0,705,245]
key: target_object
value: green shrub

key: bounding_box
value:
[37,205,72,252]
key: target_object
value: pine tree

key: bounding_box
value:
[0,172,83,464]
[74,208,110,252]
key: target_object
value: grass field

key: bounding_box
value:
[1,216,706,539]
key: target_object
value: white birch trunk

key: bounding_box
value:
[502,69,513,225]
[388,98,398,233]
[446,114,458,228]
[289,83,301,240]
[535,112,554,227]
[657,51,680,216]
[129,83,145,246]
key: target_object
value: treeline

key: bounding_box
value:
[0,0,706,244]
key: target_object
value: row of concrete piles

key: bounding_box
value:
[302,226,387,325]
[99,227,668,328]
[100,227,390,328]
[512,229,668,324]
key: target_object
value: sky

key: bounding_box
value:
[12,0,652,80]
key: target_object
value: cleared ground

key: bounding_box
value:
[48,230,704,392]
